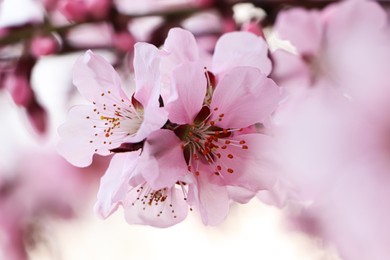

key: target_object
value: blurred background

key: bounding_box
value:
[2,0,390,259]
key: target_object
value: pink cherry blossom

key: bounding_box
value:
[133,27,279,224]
[58,47,167,167]
[95,130,193,228]
[0,151,102,260]
[163,62,279,224]
[93,27,280,227]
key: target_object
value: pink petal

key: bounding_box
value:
[166,62,207,124]
[212,31,271,76]
[158,28,200,103]
[324,0,387,44]
[227,186,256,204]
[124,105,168,143]
[123,182,189,228]
[26,99,48,134]
[271,49,311,88]
[140,129,188,190]
[57,105,120,167]
[210,67,280,129]
[275,8,323,56]
[133,42,161,106]
[162,27,199,65]
[94,152,139,218]
[212,133,276,192]
[73,50,129,106]
[193,170,230,226]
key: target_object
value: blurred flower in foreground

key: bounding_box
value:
[266,0,390,259]
[272,0,390,106]
[59,28,281,227]
[0,152,104,260]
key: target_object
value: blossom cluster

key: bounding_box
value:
[4,0,390,259]
[59,27,280,227]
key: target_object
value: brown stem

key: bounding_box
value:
[0,7,203,48]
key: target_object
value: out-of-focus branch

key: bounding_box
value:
[0,6,202,48]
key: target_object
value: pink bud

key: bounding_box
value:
[4,58,35,107]
[5,73,33,106]
[112,31,135,52]
[30,35,59,58]
[87,0,111,19]
[241,21,264,37]
[194,0,213,8]
[222,17,236,33]
[26,99,48,134]
[41,0,60,11]
[59,0,88,22]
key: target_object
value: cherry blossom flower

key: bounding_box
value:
[139,28,278,225]
[96,63,280,227]
[93,27,280,227]
[58,47,167,167]
[272,0,390,102]
[162,61,279,225]
[94,131,193,228]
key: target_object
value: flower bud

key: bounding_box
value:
[112,31,135,52]
[30,35,59,58]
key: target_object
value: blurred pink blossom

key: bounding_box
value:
[0,152,103,260]
[270,0,390,202]
[58,0,111,21]
[30,35,59,58]
[268,1,390,259]
[290,153,390,260]
[3,57,48,134]
[272,0,390,110]
[112,31,135,52]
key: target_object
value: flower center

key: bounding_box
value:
[175,106,249,178]
[129,181,191,218]
[87,91,144,150]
